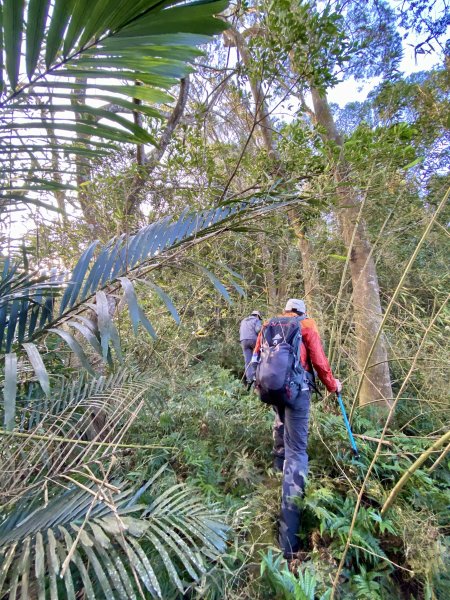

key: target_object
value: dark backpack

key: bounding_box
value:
[255,316,305,408]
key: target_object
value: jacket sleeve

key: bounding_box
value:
[253,326,264,357]
[303,320,337,393]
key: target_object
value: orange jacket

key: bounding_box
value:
[253,312,337,393]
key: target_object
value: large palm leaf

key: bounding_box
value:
[0,369,151,503]
[0,0,228,213]
[0,473,228,599]
[0,260,63,353]
[1,194,293,356]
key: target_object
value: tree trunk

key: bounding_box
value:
[124,77,191,221]
[288,209,323,325]
[311,87,392,410]
[223,29,277,158]
[71,79,100,235]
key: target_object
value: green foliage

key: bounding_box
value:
[260,549,330,600]
[1,198,295,428]
[340,0,402,80]
[130,364,272,497]
[0,361,232,599]
[0,0,228,213]
[0,2,448,598]
[264,0,351,89]
[351,565,387,600]
[396,0,450,56]
[1,369,150,501]
[343,122,418,170]
[278,120,327,182]
[0,471,228,599]
[262,0,402,90]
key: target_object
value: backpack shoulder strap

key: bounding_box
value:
[292,316,304,364]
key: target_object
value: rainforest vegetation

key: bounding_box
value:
[0,1,449,598]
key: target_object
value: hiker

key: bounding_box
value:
[251,298,341,560]
[239,310,262,383]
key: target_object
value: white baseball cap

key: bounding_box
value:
[284,298,306,314]
[251,310,262,318]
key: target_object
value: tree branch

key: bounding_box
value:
[124,77,191,219]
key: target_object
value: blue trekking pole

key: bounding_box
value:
[337,393,359,458]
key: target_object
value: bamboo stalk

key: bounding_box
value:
[381,430,450,515]
[429,442,450,473]
[353,434,393,446]
[330,290,449,600]
[349,186,450,421]
[0,428,174,450]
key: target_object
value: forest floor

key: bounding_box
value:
[124,363,449,599]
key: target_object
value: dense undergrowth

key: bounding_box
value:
[123,363,449,599]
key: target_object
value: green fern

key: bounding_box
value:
[351,565,385,600]
[260,549,331,600]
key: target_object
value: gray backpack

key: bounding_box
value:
[255,316,305,408]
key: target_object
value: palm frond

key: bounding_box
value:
[0,262,63,352]
[0,369,150,503]
[0,192,299,429]
[1,195,293,357]
[0,0,228,212]
[0,474,228,599]
[19,368,132,432]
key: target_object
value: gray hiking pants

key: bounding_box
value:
[272,389,311,558]
[241,339,256,383]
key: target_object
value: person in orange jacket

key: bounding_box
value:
[251,298,341,559]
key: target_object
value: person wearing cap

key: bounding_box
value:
[251,298,342,559]
[239,310,263,383]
